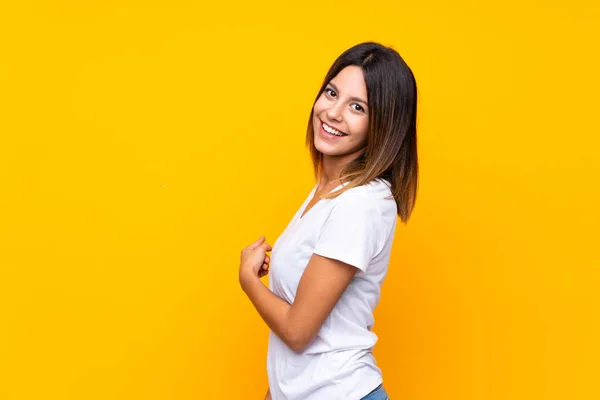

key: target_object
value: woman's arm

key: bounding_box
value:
[264,388,271,400]
[240,252,358,353]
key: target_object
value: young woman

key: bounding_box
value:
[239,42,418,400]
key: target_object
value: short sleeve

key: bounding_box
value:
[313,192,385,272]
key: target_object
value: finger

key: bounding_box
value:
[249,236,266,250]
[262,262,269,270]
[264,255,270,264]
[260,242,272,252]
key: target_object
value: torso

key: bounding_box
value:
[267,178,398,400]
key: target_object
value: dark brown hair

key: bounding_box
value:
[306,42,419,223]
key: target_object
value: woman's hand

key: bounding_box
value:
[239,236,272,290]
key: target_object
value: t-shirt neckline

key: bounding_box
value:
[298,182,348,221]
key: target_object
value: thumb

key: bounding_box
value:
[260,242,272,252]
[249,236,265,250]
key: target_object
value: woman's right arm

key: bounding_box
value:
[264,388,272,400]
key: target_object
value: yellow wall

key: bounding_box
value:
[1,1,598,399]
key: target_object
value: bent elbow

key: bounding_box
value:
[289,339,309,353]
[288,338,309,353]
[283,327,312,353]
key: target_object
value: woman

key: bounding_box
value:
[239,42,418,400]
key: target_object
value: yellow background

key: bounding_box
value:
[1,1,599,399]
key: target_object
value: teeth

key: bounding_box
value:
[322,122,345,136]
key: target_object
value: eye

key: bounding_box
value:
[352,103,366,113]
[324,88,337,98]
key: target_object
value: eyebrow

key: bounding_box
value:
[328,82,369,106]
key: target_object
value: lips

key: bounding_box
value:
[323,121,347,136]
[319,124,344,141]
[320,120,347,138]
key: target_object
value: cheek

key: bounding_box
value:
[349,116,369,140]
[312,94,329,116]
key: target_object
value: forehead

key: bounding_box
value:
[329,65,367,97]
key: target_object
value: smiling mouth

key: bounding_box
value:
[321,121,347,137]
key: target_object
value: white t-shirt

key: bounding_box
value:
[267,178,398,400]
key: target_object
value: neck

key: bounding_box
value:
[320,158,343,185]
[320,151,360,185]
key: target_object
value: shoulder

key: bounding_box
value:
[334,178,397,217]
[315,179,397,268]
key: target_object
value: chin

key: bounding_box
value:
[314,139,344,157]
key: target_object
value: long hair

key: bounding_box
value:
[306,42,419,223]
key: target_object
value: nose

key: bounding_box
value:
[326,101,344,122]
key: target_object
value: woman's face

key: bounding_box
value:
[312,65,369,160]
